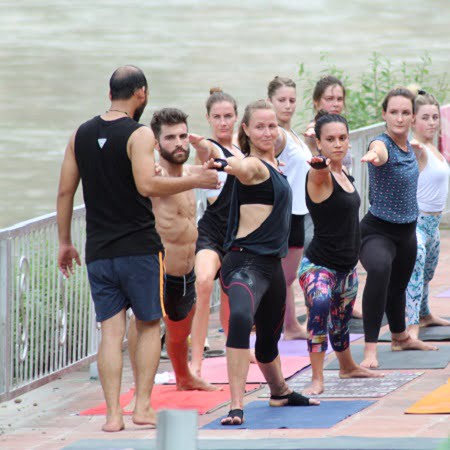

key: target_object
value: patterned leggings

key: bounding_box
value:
[406,214,442,325]
[299,257,358,353]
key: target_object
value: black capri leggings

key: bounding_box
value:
[359,213,417,342]
[220,250,286,364]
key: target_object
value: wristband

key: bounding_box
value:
[309,156,328,170]
[214,158,228,172]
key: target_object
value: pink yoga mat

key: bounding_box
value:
[201,355,311,384]
[250,333,364,357]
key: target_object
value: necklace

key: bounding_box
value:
[107,109,130,117]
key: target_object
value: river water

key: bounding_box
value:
[0,0,449,228]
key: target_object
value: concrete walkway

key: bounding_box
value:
[1,231,450,450]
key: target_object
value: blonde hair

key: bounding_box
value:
[238,100,275,155]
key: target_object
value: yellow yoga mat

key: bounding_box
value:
[406,377,450,414]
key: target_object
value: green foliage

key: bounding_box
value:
[296,52,449,130]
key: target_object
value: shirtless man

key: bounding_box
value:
[126,108,216,410]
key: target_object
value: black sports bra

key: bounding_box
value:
[236,177,274,206]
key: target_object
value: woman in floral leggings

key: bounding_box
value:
[298,112,381,396]
[406,90,450,341]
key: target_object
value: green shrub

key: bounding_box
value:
[296,52,449,130]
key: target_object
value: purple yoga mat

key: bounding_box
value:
[435,289,450,298]
[250,333,364,357]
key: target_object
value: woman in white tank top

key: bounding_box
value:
[267,76,312,340]
[406,90,450,342]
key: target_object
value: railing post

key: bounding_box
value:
[156,410,197,450]
[0,237,12,397]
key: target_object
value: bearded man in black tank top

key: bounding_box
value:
[56,66,220,433]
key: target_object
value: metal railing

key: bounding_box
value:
[1,120,450,402]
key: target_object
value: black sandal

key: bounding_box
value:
[221,408,244,425]
[270,391,312,406]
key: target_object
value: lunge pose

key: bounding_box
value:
[359,87,436,369]
[189,88,244,376]
[406,90,450,338]
[298,112,382,395]
[267,76,312,340]
[56,67,219,432]
[219,100,319,426]
[126,108,217,412]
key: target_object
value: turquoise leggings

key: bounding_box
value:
[406,214,442,325]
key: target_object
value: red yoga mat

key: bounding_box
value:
[200,356,311,384]
[79,383,260,416]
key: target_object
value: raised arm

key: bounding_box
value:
[130,127,220,197]
[361,140,389,167]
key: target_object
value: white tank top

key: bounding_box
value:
[417,145,450,213]
[277,128,312,215]
[205,142,228,199]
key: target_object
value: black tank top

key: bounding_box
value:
[305,171,361,272]
[237,177,274,205]
[197,139,237,241]
[74,116,163,263]
[225,159,292,258]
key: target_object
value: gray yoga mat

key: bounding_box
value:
[325,344,450,370]
[63,437,445,450]
[297,313,388,334]
[257,371,423,398]
[378,320,450,342]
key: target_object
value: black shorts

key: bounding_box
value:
[288,214,305,248]
[195,223,226,268]
[164,269,196,322]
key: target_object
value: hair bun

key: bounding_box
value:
[314,109,330,122]
[209,87,223,95]
[406,83,422,97]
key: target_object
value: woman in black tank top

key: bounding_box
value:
[298,113,382,397]
[219,100,319,426]
[188,88,244,377]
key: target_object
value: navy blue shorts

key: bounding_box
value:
[87,253,164,322]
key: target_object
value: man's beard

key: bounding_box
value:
[158,144,190,165]
[133,104,145,122]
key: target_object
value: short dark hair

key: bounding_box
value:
[314,110,349,140]
[109,65,148,100]
[150,108,189,140]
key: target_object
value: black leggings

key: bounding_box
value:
[359,213,417,342]
[220,250,286,364]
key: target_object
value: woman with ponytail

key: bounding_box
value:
[406,89,450,339]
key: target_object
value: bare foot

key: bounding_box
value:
[102,414,125,432]
[351,309,363,319]
[407,324,420,340]
[122,394,136,414]
[177,374,220,391]
[392,336,438,351]
[283,323,307,340]
[302,379,324,396]
[420,314,450,328]
[189,362,202,378]
[361,344,378,368]
[249,349,257,364]
[132,407,157,427]
[340,365,384,379]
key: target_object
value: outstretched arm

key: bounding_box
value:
[130,127,220,197]
[189,133,220,164]
[224,156,266,185]
[361,141,388,167]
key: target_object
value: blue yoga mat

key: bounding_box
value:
[202,400,374,430]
